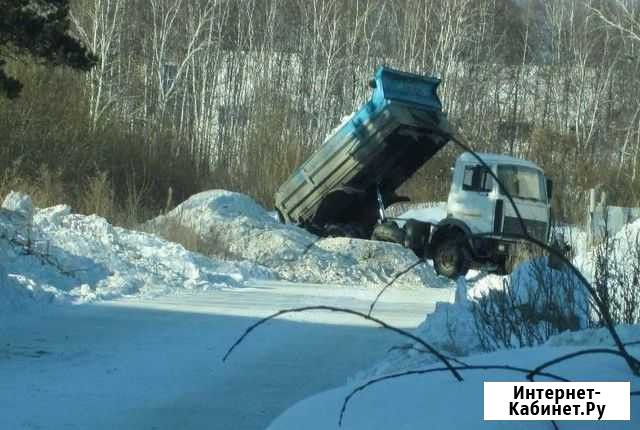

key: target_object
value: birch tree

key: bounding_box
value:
[70,0,124,128]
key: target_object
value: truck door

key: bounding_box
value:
[448,163,496,234]
[497,165,550,241]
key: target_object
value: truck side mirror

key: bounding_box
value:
[546,178,553,200]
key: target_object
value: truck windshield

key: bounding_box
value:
[497,165,546,202]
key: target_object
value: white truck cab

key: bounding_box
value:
[428,152,552,278]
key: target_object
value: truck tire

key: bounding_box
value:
[371,222,405,244]
[433,236,470,279]
[403,219,430,251]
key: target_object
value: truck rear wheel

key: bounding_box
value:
[433,236,470,279]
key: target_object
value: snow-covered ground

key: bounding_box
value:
[0,281,453,430]
[2,190,638,429]
[0,190,454,429]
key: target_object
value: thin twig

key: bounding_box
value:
[526,348,640,381]
[339,364,569,426]
[386,343,470,367]
[222,305,463,381]
[368,260,422,317]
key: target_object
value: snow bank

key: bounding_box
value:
[471,257,589,325]
[0,244,57,312]
[266,219,640,430]
[269,268,638,430]
[150,190,448,287]
[546,324,640,348]
[357,221,634,385]
[268,334,639,430]
[362,258,590,381]
[615,217,640,253]
[0,191,273,311]
[574,218,640,280]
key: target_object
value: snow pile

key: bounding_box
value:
[0,193,64,310]
[411,277,480,356]
[0,191,273,310]
[615,217,640,255]
[357,221,635,380]
[362,258,590,381]
[412,300,479,354]
[0,247,57,312]
[268,329,639,430]
[574,218,640,280]
[438,259,586,349]
[471,257,589,325]
[2,191,35,219]
[553,223,588,259]
[572,219,640,325]
[150,190,447,287]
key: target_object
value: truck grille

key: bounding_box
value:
[502,216,548,242]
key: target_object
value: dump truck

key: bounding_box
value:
[275,66,552,278]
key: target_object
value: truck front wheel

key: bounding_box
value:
[433,237,470,279]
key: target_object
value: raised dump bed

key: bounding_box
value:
[275,66,452,238]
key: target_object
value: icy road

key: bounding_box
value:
[0,281,453,430]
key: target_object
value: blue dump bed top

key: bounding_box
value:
[275,66,452,237]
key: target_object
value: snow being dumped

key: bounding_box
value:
[149,190,447,288]
[0,191,273,311]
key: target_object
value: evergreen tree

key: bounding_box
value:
[0,0,97,98]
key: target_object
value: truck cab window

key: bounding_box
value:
[462,165,493,192]
[497,165,546,202]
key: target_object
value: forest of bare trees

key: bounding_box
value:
[2,0,640,224]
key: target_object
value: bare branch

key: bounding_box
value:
[526,348,640,381]
[386,343,470,367]
[339,364,569,426]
